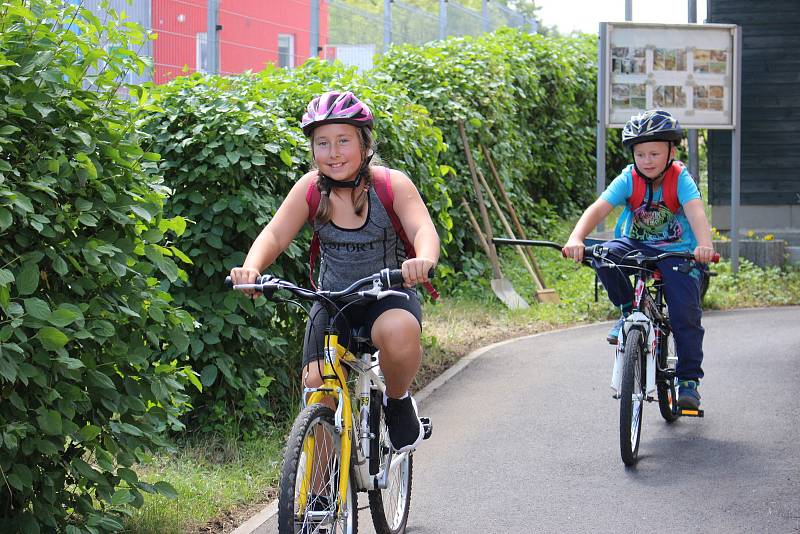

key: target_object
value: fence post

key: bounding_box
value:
[439,0,447,40]
[482,0,489,32]
[206,0,219,74]
[384,0,392,52]
[310,0,320,59]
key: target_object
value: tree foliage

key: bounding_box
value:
[0,2,196,531]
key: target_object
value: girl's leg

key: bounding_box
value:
[370,309,422,398]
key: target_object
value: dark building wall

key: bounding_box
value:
[707,0,800,206]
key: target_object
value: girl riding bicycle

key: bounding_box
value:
[229,90,439,453]
[562,109,715,411]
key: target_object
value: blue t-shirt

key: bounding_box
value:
[600,164,701,252]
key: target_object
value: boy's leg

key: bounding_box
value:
[594,238,641,342]
[658,257,704,409]
[657,258,705,381]
[593,238,640,308]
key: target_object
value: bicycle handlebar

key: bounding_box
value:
[224,267,434,304]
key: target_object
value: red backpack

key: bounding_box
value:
[306,166,439,299]
[629,161,684,213]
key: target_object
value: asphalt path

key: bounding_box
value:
[255,307,800,533]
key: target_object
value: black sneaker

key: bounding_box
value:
[383,395,425,453]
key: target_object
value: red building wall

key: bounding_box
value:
[151,0,328,84]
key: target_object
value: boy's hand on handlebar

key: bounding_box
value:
[401,257,435,288]
[562,238,585,263]
[230,266,262,296]
[693,245,716,264]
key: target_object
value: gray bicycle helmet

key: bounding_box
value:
[622,109,683,148]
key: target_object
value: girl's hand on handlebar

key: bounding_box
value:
[562,238,585,263]
[229,266,262,296]
[693,245,716,264]
[401,257,435,289]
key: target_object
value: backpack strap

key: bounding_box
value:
[629,161,682,213]
[306,177,321,289]
[373,168,439,300]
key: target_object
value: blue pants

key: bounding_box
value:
[593,238,704,381]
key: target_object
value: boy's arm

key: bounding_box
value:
[683,198,715,264]
[562,198,614,262]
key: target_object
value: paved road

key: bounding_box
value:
[260,307,800,533]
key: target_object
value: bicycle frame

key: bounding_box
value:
[612,272,664,396]
[298,331,400,520]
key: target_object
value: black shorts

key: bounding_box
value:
[302,288,422,367]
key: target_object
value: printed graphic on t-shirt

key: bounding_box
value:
[629,201,683,244]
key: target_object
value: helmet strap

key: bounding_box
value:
[318,152,374,190]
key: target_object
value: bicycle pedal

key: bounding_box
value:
[679,408,704,417]
[420,417,433,440]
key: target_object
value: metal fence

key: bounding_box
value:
[326,0,533,71]
[78,0,535,85]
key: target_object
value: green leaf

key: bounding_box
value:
[75,424,102,443]
[23,298,51,320]
[0,125,20,136]
[154,481,178,499]
[111,488,136,506]
[36,410,63,435]
[279,149,293,166]
[199,364,218,387]
[49,307,81,327]
[0,208,12,231]
[55,355,85,370]
[16,262,39,295]
[183,367,202,392]
[36,326,68,350]
[0,269,14,285]
[142,152,161,161]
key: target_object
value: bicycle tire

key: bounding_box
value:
[620,328,645,466]
[657,330,680,423]
[368,389,413,534]
[278,403,358,534]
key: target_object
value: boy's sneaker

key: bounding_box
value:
[678,380,701,410]
[383,395,425,453]
[607,316,626,345]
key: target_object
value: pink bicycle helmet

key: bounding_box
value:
[301,91,374,136]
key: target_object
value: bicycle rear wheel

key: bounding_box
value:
[620,329,645,466]
[278,403,358,534]
[368,389,413,534]
[657,331,680,423]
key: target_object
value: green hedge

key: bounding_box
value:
[0,2,197,531]
[143,59,449,435]
[375,29,628,283]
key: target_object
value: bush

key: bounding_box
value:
[143,59,449,435]
[0,2,196,531]
[375,29,628,281]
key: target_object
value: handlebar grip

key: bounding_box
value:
[711,253,721,263]
[224,276,232,288]
[380,267,436,288]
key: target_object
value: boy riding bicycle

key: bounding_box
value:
[229,91,440,453]
[562,109,715,410]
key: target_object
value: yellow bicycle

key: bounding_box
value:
[231,268,432,534]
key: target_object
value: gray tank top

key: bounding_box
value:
[315,187,406,291]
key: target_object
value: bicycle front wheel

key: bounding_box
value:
[620,328,645,466]
[278,403,358,534]
[368,389,413,534]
